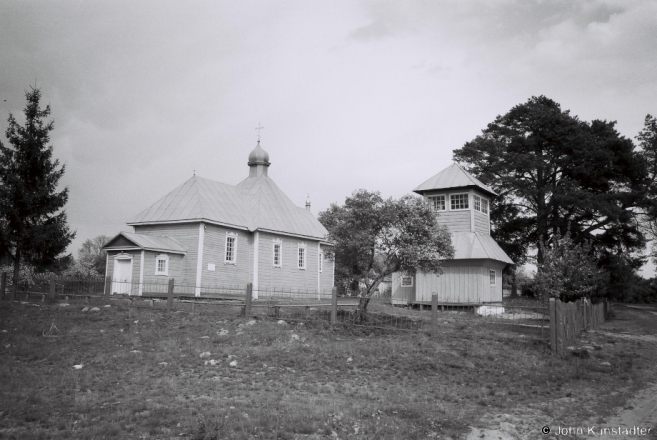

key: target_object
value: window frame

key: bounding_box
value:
[155,253,169,276]
[298,242,306,270]
[427,194,446,212]
[401,275,413,287]
[481,197,489,215]
[272,239,282,268]
[224,232,238,264]
[450,193,470,211]
[489,269,496,286]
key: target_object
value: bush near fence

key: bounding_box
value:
[549,297,609,355]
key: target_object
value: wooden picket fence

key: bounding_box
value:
[549,297,608,355]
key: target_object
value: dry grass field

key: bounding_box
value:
[0,299,655,439]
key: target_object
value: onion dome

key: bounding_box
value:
[248,140,270,166]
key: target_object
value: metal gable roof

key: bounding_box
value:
[127,175,328,240]
[413,163,497,197]
[450,232,514,264]
[104,231,188,254]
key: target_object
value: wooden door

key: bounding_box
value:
[112,258,132,294]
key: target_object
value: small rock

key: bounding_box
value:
[99,330,105,333]
[130,350,142,354]
[205,359,218,366]
[73,364,84,369]
[200,351,211,358]
[245,320,256,326]
[103,305,111,308]
[81,307,89,312]
[59,304,70,307]
[159,362,168,366]
[600,361,611,366]
[90,307,100,312]
[229,406,235,410]
[277,320,286,325]
[200,336,209,339]
[582,345,594,351]
[291,334,300,341]
[217,329,229,336]
[1,330,7,333]
[229,360,237,367]
[347,357,352,363]
[133,320,139,324]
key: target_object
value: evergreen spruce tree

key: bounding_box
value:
[0,87,74,296]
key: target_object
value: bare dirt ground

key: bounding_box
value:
[466,304,657,440]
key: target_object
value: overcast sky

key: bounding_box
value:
[1,0,656,276]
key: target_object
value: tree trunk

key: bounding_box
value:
[510,266,518,298]
[355,296,371,323]
[11,248,20,300]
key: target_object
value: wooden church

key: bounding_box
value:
[103,141,334,298]
[392,163,513,308]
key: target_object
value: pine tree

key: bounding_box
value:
[0,87,74,296]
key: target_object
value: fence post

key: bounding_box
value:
[104,276,112,304]
[0,272,6,300]
[331,286,338,326]
[549,298,557,354]
[245,283,253,318]
[167,278,174,311]
[48,273,56,303]
[431,294,438,337]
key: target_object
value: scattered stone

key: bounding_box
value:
[291,334,300,341]
[347,357,353,363]
[229,406,235,410]
[227,355,236,359]
[159,362,168,366]
[59,304,70,307]
[120,329,124,332]
[90,307,100,312]
[73,364,84,369]
[81,307,89,312]
[130,350,142,354]
[600,361,611,366]
[100,330,105,333]
[217,329,229,336]
[104,304,111,308]
[582,345,594,351]
[204,359,218,366]
[277,320,286,325]
[133,320,139,324]
[1,330,7,333]
[245,320,257,326]
[199,352,211,358]
[229,360,237,367]
[200,336,209,339]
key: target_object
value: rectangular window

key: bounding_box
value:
[298,243,306,269]
[427,195,446,211]
[481,198,489,215]
[401,276,413,287]
[225,233,237,264]
[490,270,496,286]
[273,240,282,267]
[474,195,481,212]
[450,193,469,210]
[155,254,169,276]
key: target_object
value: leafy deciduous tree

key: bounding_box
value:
[78,235,111,276]
[0,87,74,296]
[534,232,606,303]
[318,190,454,315]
